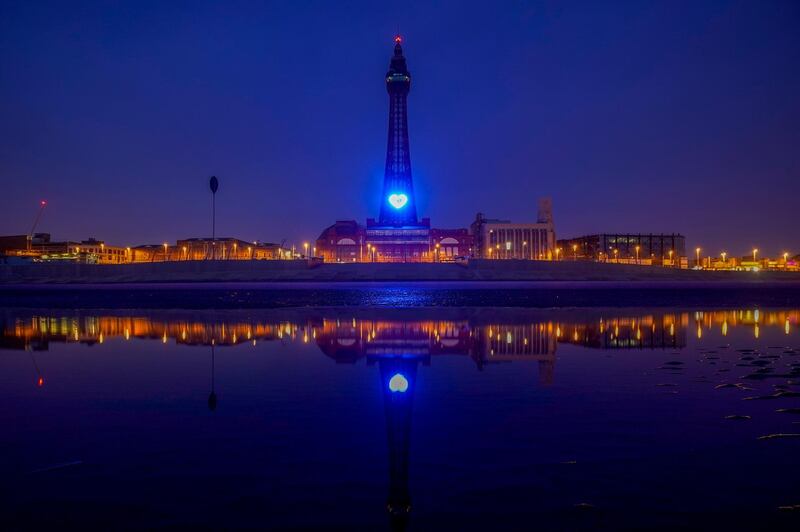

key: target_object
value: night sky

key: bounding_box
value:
[1,1,798,257]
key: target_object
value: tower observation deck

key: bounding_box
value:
[379,35,418,227]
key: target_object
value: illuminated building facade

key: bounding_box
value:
[0,234,128,264]
[557,233,687,266]
[131,238,286,262]
[316,37,473,263]
[470,198,556,260]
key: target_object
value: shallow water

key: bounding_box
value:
[2,306,800,530]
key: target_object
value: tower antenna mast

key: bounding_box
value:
[28,200,47,250]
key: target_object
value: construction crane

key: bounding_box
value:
[28,200,47,250]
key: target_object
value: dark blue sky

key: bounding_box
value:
[1,0,798,257]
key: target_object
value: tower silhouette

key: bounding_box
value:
[379,36,418,227]
[379,357,419,530]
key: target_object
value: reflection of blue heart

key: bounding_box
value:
[388,373,409,393]
[388,193,408,209]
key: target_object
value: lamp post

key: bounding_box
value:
[163,242,169,262]
[435,243,440,262]
[753,248,758,263]
[613,248,618,263]
[523,241,527,260]
[784,252,789,264]
[668,249,673,267]
[721,251,727,267]
[182,246,188,260]
[573,244,578,261]
[303,242,309,259]
[209,176,219,259]
[635,245,640,264]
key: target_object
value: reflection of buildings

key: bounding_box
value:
[6,311,796,356]
[314,318,557,385]
[556,314,688,350]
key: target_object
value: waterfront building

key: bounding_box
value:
[315,37,473,263]
[132,238,286,262]
[557,233,687,266]
[0,234,128,264]
[470,198,556,260]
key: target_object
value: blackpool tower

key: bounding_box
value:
[379,36,418,227]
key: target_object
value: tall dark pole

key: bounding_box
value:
[209,176,219,260]
[208,342,217,411]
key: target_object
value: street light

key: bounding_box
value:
[163,242,169,262]
[573,244,578,261]
[753,248,758,262]
[721,251,727,265]
[303,242,309,258]
[635,245,640,264]
[556,247,562,261]
[435,242,440,262]
[523,241,527,260]
[668,249,673,267]
[695,247,701,268]
[783,252,789,263]
[613,248,618,262]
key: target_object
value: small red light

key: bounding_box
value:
[40,200,47,206]
[37,377,44,387]
[394,35,402,44]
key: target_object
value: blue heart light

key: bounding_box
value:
[388,193,408,209]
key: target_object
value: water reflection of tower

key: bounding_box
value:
[375,356,419,531]
[208,340,217,411]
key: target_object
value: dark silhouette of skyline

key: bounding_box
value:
[1,1,798,256]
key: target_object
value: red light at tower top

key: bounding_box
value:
[394,35,402,44]
[40,200,47,206]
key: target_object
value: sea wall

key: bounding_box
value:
[1,258,799,284]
